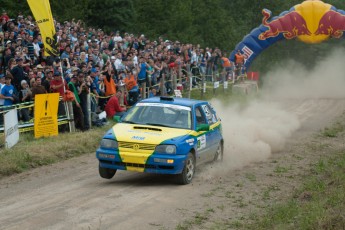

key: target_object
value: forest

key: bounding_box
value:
[3,0,345,72]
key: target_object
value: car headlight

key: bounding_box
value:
[155,145,176,154]
[100,139,118,149]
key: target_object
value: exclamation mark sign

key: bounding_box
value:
[45,100,48,116]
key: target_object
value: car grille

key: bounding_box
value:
[118,141,156,151]
[99,160,173,170]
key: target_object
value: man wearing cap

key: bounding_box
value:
[50,71,66,97]
[11,57,28,93]
[50,71,67,116]
[42,69,53,92]
[0,74,15,106]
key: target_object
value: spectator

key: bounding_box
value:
[18,79,32,121]
[235,50,244,77]
[50,71,66,96]
[221,54,233,81]
[68,75,85,131]
[42,69,53,92]
[76,71,90,130]
[137,56,148,99]
[0,74,15,106]
[10,57,28,94]
[104,90,126,119]
[31,77,46,99]
[0,10,9,22]
[102,65,116,97]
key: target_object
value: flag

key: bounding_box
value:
[242,46,254,59]
[27,0,58,56]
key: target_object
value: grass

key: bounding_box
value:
[246,153,345,230]
[0,123,113,178]
[175,112,345,230]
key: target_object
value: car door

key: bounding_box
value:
[194,105,213,163]
[200,103,220,160]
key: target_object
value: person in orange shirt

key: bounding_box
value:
[124,70,137,91]
[101,65,116,97]
[221,54,233,80]
[124,69,139,106]
[235,50,245,78]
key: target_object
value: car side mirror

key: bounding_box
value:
[196,124,210,132]
[113,115,121,122]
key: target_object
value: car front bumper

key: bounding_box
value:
[96,148,187,174]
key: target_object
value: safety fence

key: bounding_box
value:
[0,67,257,141]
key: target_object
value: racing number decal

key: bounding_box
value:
[202,105,211,118]
[197,135,206,150]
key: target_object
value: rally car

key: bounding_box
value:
[96,96,223,184]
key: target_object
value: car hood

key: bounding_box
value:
[111,123,193,144]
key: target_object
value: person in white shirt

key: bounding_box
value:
[33,36,41,57]
[114,53,124,72]
[113,31,122,46]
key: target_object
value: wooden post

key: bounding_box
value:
[87,94,91,128]
[66,101,75,132]
[160,72,165,96]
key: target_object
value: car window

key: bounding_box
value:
[122,103,192,129]
[201,104,217,125]
[195,106,207,125]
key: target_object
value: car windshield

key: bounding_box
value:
[122,103,192,129]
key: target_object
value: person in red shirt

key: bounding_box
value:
[104,90,126,119]
[0,10,10,23]
[50,71,67,97]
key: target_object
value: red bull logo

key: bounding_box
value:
[258,0,345,44]
[315,10,345,38]
[258,9,311,40]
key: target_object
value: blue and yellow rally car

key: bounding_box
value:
[96,96,223,184]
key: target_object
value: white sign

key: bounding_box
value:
[214,81,220,89]
[203,83,206,93]
[4,109,19,149]
[197,135,206,150]
[224,81,228,89]
[174,90,182,98]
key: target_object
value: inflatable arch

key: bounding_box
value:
[230,0,345,70]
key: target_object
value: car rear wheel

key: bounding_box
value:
[213,142,223,162]
[99,163,117,179]
[177,153,195,185]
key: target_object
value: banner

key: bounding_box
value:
[27,0,58,56]
[4,109,19,149]
[34,93,59,138]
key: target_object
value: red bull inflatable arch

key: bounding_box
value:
[230,0,345,70]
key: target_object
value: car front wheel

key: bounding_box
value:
[177,153,195,185]
[99,163,117,179]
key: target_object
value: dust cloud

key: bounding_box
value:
[199,48,345,178]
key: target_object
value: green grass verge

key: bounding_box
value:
[0,123,113,178]
[244,153,345,230]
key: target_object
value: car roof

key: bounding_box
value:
[140,96,206,107]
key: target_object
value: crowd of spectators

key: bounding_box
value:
[0,9,244,131]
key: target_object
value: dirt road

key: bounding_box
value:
[0,98,345,230]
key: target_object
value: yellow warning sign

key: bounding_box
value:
[34,93,60,138]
